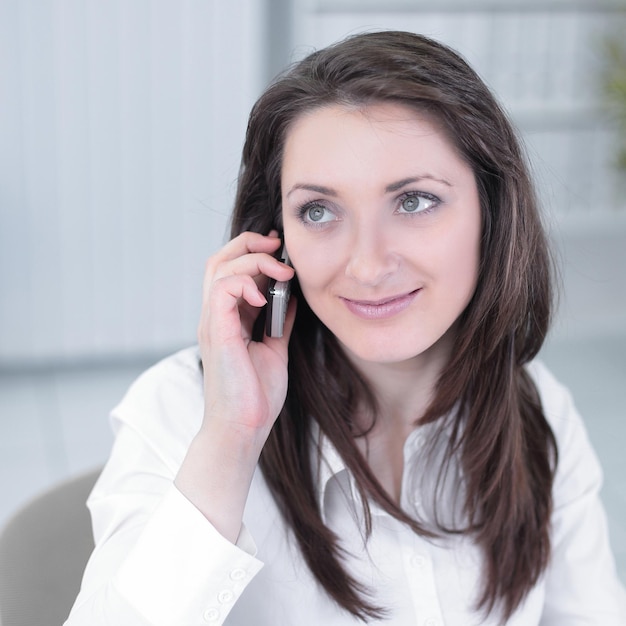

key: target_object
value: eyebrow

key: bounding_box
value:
[285,175,451,199]
[286,183,337,199]
[386,175,452,191]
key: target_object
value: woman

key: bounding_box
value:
[66,31,626,625]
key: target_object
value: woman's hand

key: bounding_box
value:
[175,231,296,542]
[198,231,296,440]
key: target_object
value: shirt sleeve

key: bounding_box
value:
[532,363,626,625]
[64,350,264,626]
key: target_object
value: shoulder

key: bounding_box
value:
[109,346,205,468]
[525,359,603,506]
[524,359,572,419]
[525,359,587,439]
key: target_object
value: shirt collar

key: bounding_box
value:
[310,419,443,523]
[310,421,353,522]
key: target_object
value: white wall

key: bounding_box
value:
[0,0,267,366]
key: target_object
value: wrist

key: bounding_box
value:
[174,420,266,543]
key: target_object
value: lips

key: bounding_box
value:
[341,289,420,320]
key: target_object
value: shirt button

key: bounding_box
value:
[424,618,440,626]
[217,589,234,604]
[410,554,427,568]
[203,608,219,622]
[230,568,246,581]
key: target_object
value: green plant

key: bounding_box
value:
[602,34,626,172]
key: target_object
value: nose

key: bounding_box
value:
[344,223,399,286]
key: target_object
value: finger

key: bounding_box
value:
[202,234,289,307]
[212,252,294,283]
[205,232,282,276]
[201,254,293,318]
[198,274,266,343]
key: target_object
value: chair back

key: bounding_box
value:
[0,468,100,626]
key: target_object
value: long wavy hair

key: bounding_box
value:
[230,31,557,623]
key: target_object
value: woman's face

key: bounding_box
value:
[281,103,482,366]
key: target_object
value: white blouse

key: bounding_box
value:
[65,347,626,625]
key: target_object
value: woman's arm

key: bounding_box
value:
[175,231,295,542]
[65,418,263,626]
[66,232,296,625]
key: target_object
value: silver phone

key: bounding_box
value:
[265,244,291,337]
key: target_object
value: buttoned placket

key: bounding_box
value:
[318,421,450,625]
[400,429,446,626]
[400,532,445,626]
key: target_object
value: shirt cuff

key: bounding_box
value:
[113,484,264,626]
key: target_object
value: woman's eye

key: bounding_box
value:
[301,203,334,224]
[398,193,437,214]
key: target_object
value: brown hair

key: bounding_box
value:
[230,31,557,623]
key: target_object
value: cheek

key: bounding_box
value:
[446,223,481,295]
[285,234,336,294]
[425,210,481,296]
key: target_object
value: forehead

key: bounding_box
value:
[281,102,470,185]
[285,102,439,146]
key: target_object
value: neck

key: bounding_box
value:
[341,329,455,504]
[345,331,453,433]
[349,356,442,504]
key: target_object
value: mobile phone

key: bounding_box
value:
[265,244,291,338]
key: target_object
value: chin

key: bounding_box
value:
[333,320,458,368]
[338,334,441,366]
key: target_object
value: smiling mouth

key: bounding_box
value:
[341,289,421,320]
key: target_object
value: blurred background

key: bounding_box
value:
[1,0,625,582]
